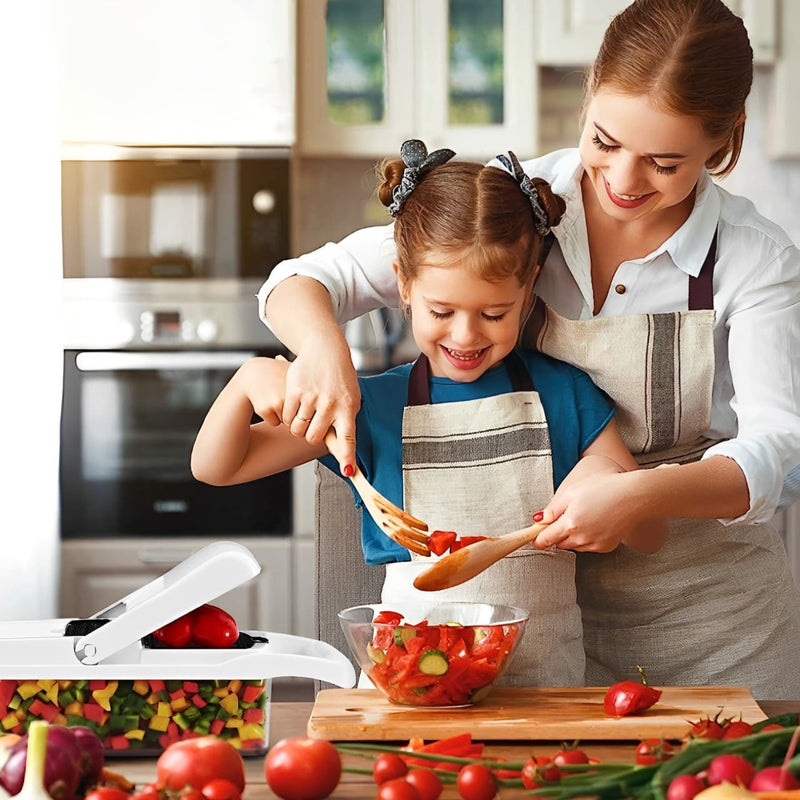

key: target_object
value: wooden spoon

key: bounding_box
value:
[413,522,549,591]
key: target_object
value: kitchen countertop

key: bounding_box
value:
[108,700,798,799]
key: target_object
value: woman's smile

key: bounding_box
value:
[601,173,656,209]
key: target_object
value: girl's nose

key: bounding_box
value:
[450,314,481,346]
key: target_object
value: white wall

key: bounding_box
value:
[0,0,62,619]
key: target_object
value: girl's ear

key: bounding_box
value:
[394,261,410,304]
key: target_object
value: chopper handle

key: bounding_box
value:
[74,541,261,665]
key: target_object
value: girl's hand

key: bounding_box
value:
[279,330,361,475]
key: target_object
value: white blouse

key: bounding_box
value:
[258,148,800,524]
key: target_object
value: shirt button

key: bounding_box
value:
[615,284,626,294]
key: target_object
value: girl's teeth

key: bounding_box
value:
[447,348,483,360]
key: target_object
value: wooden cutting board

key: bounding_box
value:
[307,686,766,741]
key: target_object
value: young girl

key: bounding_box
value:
[256,0,800,699]
[192,140,666,686]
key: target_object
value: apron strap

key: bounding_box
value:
[407,351,535,406]
[688,233,717,311]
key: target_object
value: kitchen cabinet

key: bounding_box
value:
[534,1,777,66]
[59,538,292,634]
[55,0,294,146]
[296,0,537,159]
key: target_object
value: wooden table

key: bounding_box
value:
[108,701,797,800]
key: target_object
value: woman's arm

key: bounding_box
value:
[258,226,402,473]
[191,357,327,486]
[537,420,669,553]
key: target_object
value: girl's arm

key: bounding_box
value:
[536,420,670,553]
[191,357,328,486]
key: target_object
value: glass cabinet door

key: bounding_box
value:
[297,0,538,159]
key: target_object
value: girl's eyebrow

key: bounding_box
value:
[423,296,516,310]
[594,122,687,160]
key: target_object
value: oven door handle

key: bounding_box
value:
[74,351,258,371]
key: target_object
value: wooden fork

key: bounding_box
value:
[324,430,430,556]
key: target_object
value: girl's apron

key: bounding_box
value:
[381,351,585,687]
[530,235,800,699]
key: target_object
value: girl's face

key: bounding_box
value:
[579,89,722,225]
[397,258,532,382]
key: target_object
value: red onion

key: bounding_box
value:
[68,726,104,787]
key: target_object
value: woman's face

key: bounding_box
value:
[579,89,722,225]
[397,259,531,382]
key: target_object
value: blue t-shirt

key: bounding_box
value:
[320,348,613,565]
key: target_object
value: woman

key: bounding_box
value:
[258,0,800,698]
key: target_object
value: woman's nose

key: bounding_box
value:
[607,154,646,194]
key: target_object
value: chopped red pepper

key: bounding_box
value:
[428,530,458,556]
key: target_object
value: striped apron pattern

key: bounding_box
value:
[381,352,585,687]
[531,234,800,699]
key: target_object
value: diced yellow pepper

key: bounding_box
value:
[170,697,189,712]
[228,680,242,694]
[157,702,172,717]
[91,681,119,711]
[14,709,26,722]
[224,717,243,728]
[227,738,242,750]
[146,693,161,705]
[52,714,67,726]
[58,680,72,690]
[212,687,229,698]
[124,729,145,741]
[219,694,239,715]
[16,683,40,700]
[148,715,170,732]
[36,680,55,692]
[132,680,150,696]
[1,714,18,730]
[64,702,83,716]
[45,683,59,705]
[238,723,264,741]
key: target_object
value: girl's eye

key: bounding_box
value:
[482,313,506,322]
[649,159,678,176]
[592,133,616,153]
[429,309,451,319]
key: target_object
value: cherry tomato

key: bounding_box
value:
[373,753,409,785]
[456,764,497,800]
[405,769,443,800]
[721,720,755,739]
[178,789,204,800]
[201,779,242,800]
[377,778,421,800]
[635,739,676,766]
[264,737,341,800]
[191,604,239,648]
[153,614,193,647]
[521,756,561,789]
[156,737,245,793]
[686,714,726,740]
[553,747,590,766]
[760,724,785,732]
[666,774,706,800]
[131,783,163,800]
[603,668,662,717]
[84,789,131,800]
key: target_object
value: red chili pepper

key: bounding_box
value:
[603,666,662,717]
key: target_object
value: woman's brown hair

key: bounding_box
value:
[587,0,753,177]
[377,159,565,288]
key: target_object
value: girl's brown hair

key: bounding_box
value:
[377,159,565,288]
[587,0,753,177]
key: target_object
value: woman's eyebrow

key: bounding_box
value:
[594,122,687,160]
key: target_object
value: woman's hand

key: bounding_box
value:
[279,329,361,475]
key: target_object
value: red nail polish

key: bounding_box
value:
[532,511,544,522]
[343,464,354,478]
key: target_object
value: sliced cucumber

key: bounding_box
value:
[393,626,416,647]
[366,643,386,664]
[418,649,449,675]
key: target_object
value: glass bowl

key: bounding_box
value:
[338,602,529,707]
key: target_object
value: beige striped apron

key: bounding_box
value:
[530,235,800,699]
[381,352,585,687]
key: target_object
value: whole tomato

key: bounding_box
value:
[721,720,755,739]
[635,739,676,766]
[456,764,497,800]
[373,753,409,785]
[553,747,590,766]
[686,714,726,740]
[603,667,662,718]
[156,738,245,793]
[405,769,443,800]
[521,756,561,790]
[201,779,242,800]
[377,778,421,800]
[191,605,239,648]
[264,737,341,800]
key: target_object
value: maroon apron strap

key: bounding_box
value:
[688,233,717,311]
[407,351,534,406]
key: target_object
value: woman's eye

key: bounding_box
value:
[592,133,616,152]
[650,159,678,176]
